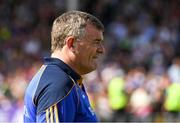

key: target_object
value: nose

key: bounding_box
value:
[97,43,105,54]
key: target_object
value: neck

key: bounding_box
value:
[51,49,82,75]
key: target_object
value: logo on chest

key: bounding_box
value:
[82,94,86,99]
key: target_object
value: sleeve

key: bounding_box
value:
[36,87,78,122]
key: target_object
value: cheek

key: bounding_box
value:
[78,45,96,61]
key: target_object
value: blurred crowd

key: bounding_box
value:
[0,0,180,122]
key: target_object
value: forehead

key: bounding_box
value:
[85,24,103,40]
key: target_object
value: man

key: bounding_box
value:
[24,10,105,122]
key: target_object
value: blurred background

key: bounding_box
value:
[0,0,180,122]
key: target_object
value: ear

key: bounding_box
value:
[65,36,75,50]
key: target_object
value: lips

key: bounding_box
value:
[93,54,101,59]
[93,56,98,59]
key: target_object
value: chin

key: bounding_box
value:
[84,66,96,74]
[90,66,97,72]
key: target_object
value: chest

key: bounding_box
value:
[74,85,98,122]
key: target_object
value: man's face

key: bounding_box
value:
[75,24,104,74]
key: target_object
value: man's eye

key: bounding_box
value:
[95,41,100,44]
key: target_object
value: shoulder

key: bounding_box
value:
[34,65,76,114]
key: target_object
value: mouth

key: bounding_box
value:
[93,56,99,60]
[93,54,101,59]
[92,53,103,61]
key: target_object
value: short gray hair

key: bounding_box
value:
[51,10,104,52]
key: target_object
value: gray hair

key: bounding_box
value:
[51,10,104,52]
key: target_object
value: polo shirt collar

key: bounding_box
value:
[43,57,81,81]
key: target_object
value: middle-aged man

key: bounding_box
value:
[24,10,105,122]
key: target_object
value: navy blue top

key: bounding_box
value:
[24,57,98,122]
